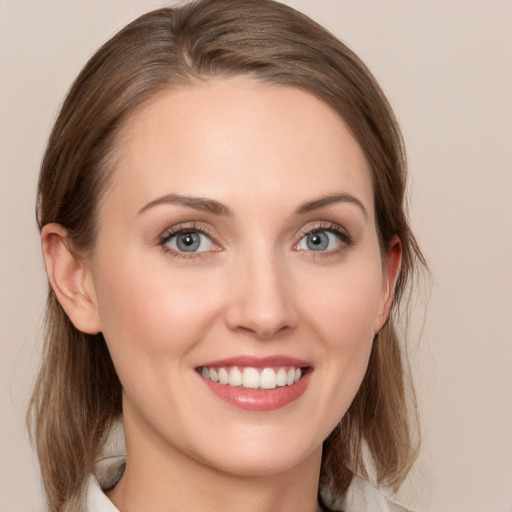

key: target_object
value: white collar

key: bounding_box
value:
[86,472,120,512]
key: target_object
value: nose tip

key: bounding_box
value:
[230,310,292,340]
[224,263,297,340]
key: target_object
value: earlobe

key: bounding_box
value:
[41,223,102,334]
[375,235,402,333]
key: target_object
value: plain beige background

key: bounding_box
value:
[1,1,511,511]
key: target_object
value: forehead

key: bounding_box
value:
[105,78,374,218]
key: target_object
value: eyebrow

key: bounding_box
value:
[294,192,368,219]
[137,194,233,216]
[136,191,367,219]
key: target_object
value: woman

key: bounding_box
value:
[29,0,425,511]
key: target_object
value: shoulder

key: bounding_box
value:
[321,475,416,512]
[85,474,120,512]
[85,422,125,512]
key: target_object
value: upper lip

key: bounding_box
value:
[196,355,312,369]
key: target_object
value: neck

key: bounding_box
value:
[107,412,323,512]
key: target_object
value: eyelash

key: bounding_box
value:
[295,222,354,256]
[158,222,218,260]
[157,221,354,259]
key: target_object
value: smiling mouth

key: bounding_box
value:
[197,366,309,390]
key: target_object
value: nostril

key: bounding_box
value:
[230,322,293,341]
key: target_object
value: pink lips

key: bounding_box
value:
[199,355,311,369]
[196,355,312,411]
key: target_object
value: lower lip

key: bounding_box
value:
[200,372,311,411]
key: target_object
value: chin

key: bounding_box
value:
[186,423,324,478]
[207,445,318,478]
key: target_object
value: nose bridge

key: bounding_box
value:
[225,242,296,338]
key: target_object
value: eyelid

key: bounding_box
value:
[156,220,354,259]
[293,221,354,252]
[158,222,222,258]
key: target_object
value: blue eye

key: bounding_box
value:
[164,231,214,253]
[296,229,345,252]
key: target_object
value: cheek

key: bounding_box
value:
[299,256,383,346]
[295,255,383,424]
[91,264,225,429]
[91,251,222,379]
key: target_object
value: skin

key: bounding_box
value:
[42,78,401,512]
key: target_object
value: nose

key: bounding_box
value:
[224,251,298,340]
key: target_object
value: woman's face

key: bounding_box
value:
[83,78,399,477]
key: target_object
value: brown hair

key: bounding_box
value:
[29,1,425,510]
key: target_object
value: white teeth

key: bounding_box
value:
[228,367,243,387]
[218,367,229,385]
[276,368,287,387]
[209,368,219,382]
[242,367,260,389]
[260,368,277,389]
[200,366,304,389]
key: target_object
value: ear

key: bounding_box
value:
[374,235,402,333]
[41,223,101,334]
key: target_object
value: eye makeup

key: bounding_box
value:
[293,221,355,257]
[156,219,355,261]
[158,222,221,260]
